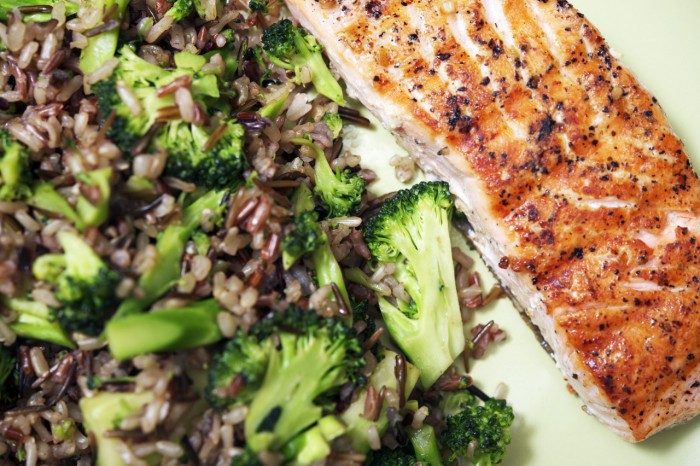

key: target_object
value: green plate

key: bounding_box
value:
[343,1,700,464]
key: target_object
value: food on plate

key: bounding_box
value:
[0,1,513,464]
[284,0,700,441]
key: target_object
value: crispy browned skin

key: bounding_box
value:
[286,0,700,441]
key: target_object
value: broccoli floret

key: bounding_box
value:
[248,0,268,13]
[0,0,79,22]
[366,425,441,466]
[340,350,420,453]
[2,298,75,348]
[291,137,365,218]
[0,346,18,407]
[113,189,227,318]
[80,391,154,466]
[27,168,112,231]
[0,129,32,201]
[365,446,416,466]
[262,19,345,105]
[32,230,120,336]
[105,298,224,360]
[281,184,351,308]
[94,46,219,155]
[165,0,193,20]
[362,181,465,388]
[79,0,130,74]
[321,112,342,139]
[231,449,263,466]
[441,391,514,465]
[206,307,365,453]
[160,119,247,190]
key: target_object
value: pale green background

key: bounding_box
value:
[344,1,700,465]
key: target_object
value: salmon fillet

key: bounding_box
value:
[284,0,700,441]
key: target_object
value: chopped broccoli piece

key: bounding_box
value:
[105,298,224,360]
[321,112,342,139]
[441,391,515,465]
[262,19,345,105]
[2,298,75,348]
[0,129,32,202]
[86,375,137,391]
[291,137,365,218]
[282,184,351,308]
[113,189,227,318]
[340,350,420,453]
[363,181,465,388]
[165,0,193,20]
[282,416,346,465]
[52,419,76,442]
[27,168,113,231]
[258,85,291,119]
[0,0,79,22]
[410,424,442,466]
[248,0,268,13]
[230,449,263,466]
[80,391,154,466]
[32,230,120,336]
[160,119,247,190]
[206,307,365,453]
[79,0,130,74]
[365,445,416,466]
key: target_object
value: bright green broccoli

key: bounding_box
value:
[32,230,120,336]
[248,0,268,13]
[165,0,193,20]
[321,112,342,138]
[114,189,228,318]
[441,390,515,465]
[261,19,345,105]
[0,129,32,201]
[105,298,224,360]
[206,307,365,454]
[365,425,441,466]
[0,0,79,22]
[2,297,74,348]
[291,137,365,218]
[27,167,113,231]
[80,391,154,466]
[159,119,247,190]
[93,45,219,155]
[281,184,351,308]
[362,181,465,388]
[79,0,130,74]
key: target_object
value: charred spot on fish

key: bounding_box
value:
[365,0,383,19]
[570,248,584,260]
[537,114,556,141]
[480,76,491,86]
[408,32,418,42]
[488,39,504,59]
[527,76,539,89]
[437,52,451,61]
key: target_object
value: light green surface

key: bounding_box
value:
[344,1,700,465]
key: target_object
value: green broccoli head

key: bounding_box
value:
[442,393,515,466]
[281,210,324,270]
[365,446,417,466]
[248,0,268,13]
[165,0,194,20]
[160,119,247,190]
[206,306,365,453]
[33,230,120,336]
[362,181,465,388]
[0,129,32,202]
[291,137,365,218]
[262,19,345,105]
[321,112,343,139]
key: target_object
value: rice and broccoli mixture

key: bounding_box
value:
[0,1,513,464]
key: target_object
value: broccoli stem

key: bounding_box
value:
[2,298,75,348]
[311,237,350,309]
[409,424,442,466]
[80,391,154,466]
[27,183,82,226]
[79,0,131,74]
[105,299,223,360]
[113,189,226,318]
[289,30,345,105]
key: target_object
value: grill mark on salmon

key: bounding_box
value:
[285,0,700,441]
